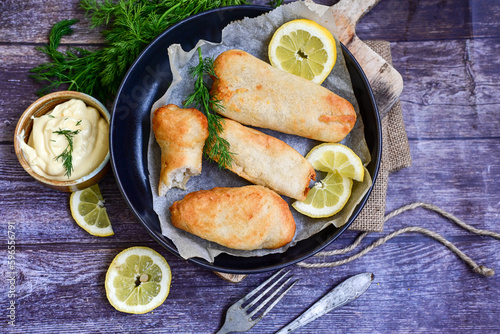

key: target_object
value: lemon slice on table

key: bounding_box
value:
[292,172,353,218]
[306,143,364,182]
[70,184,114,237]
[268,19,337,84]
[105,246,172,314]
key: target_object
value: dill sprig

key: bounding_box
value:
[53,128,81,178]
[30,19,99,98]
[30,0,248,102]
[184,48,233,169]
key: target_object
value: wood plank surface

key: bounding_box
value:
[1,0,499,333]
[355,0,500,41]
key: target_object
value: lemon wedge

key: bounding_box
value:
[268,19,337,84]
[70,184,114,237]
[105,247,172,314]
[292,172,352,218]
[306,143,364,182]
[293,143,364,218]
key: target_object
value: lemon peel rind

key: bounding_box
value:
[305,143,364,182]
[69,186,114,237]
[292,175,353,218]
[268,19,337,84]
[105,247,171,314]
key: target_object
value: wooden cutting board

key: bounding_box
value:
[216,0,403,283]
[331,0,404,116]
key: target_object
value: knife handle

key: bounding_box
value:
[276,273,374,334]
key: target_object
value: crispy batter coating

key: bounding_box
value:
[210,49,356,143]
[170,185,296,250]
[215,118,315,201]
[152,104,208,196]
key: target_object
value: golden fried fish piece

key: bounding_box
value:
[170,185,296,250]
[152,104,208,196]
[213,118,315,201]
[210,49,356,143]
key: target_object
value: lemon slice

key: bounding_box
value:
[105,246,172,314]
[69,184,114,237]
[292,172,353,218]
[306,143,364,182]
[268,19,337,84]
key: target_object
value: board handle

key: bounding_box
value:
[331,0,403,115]
[332,0,381,43]
[346,37,404,116]
[214,271,247,283]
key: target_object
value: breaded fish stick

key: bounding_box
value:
[214,118,315,201]
[170,185,296,250]
[210,49,356,143]
[152,104,208,196]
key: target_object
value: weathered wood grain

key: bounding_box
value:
[2,0,500,45]
[392,38,500,139]
[355,0,500,41]
[0,0,104,44]
[385,138,500,234]
[1,0,500,333]
[0,170,153,245]
[1,239,498,333]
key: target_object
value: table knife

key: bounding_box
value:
[275,272,374,334]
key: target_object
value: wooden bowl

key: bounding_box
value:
[14,91,111,192]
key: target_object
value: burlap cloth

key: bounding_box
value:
[348,40,412,232]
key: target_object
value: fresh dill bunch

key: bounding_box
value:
[184,48,233,169]
[53,128,81,178]
[30,19,102,98]
[30,0,247,102]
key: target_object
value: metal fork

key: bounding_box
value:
[216,269,298,334]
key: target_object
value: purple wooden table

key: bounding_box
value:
[1,0,499,333]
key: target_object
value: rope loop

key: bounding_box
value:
[297,202,499,277]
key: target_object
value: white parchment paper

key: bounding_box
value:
[147,1,372,262]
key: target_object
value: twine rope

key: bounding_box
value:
[297,202,500,277]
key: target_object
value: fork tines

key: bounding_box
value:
[240,269,298,320]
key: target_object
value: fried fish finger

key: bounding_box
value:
[210,49,356,143]
[214,118,315,201]
[152,104,208,196]
[170,185,296,250]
